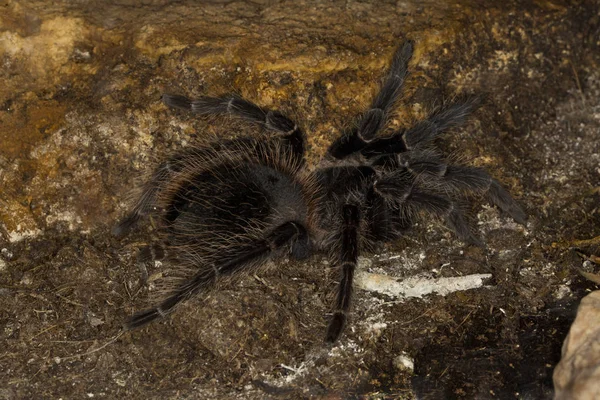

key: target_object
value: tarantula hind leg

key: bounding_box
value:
[326,204,361,343]
[124,221,308,330]
[112,155,186,238]
[162,93,305,159]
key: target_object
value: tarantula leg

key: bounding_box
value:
[364,185,413,241]
[112,156,188,238]
[360,131,408,158]
[435,165,526,224]
[403,98,480,149]
[374,176,484,246]
[359,40,414,141]
[401,161,527,224]
[125,221,307,330]
[365,187,392,241]
[327,40,414,159]
[486,180,527,224]
[326,204,361,343]
[162,94,305,160]
[352,97,479,160]
[361,98,479,162]
[410,191,483,247]
[374,41,414,109]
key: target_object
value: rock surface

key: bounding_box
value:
[1,0,599,398]
[554,291,600,400]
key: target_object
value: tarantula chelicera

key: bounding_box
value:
[114,40,526,342]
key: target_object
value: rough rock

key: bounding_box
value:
[554,291,600,400]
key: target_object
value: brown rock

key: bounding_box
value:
[554,291,600,400]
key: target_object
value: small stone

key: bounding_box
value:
[554,285,572,300]
[89,316,104,327]
[393,352,414,373]
[554,291,600,399]
[1,248,13,259]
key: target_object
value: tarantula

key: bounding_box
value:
[114,40,526,343]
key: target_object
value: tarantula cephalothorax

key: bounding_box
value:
[114,40,526,342]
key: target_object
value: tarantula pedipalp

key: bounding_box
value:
[114,40,526,343]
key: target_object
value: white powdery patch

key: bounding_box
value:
[367,322,388,332]
[275,358,314,385]
[328,338,363,359]
[358,296,390,335]
[8,226,42,243]
[355,271,492,299]
[393,352,414,373]
[45,209,82,231]
[370,249,427,272]
[262,340,367,388]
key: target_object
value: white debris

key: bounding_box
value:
[554,285,572,300]
[355,271,492,299]
[8,227,42,243]
[1,248,13,259]
[393,353,414,373]
[278,359,312,384]
[367,322,388,333]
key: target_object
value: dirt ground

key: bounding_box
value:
[1,1,599,399]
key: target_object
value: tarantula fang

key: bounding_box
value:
[114,40,526,343]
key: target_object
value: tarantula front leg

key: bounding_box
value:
[326,204,361,342]
[374,171,483,246]
[430,164,526,224]
[126,221,309,330]
[360,98,480,160]
[327,40,414,159]
[395,155,527,224]
[162,93,305,161]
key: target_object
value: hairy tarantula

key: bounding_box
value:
[114,40,526,343]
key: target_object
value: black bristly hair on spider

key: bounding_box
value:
[113,39,527,343]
